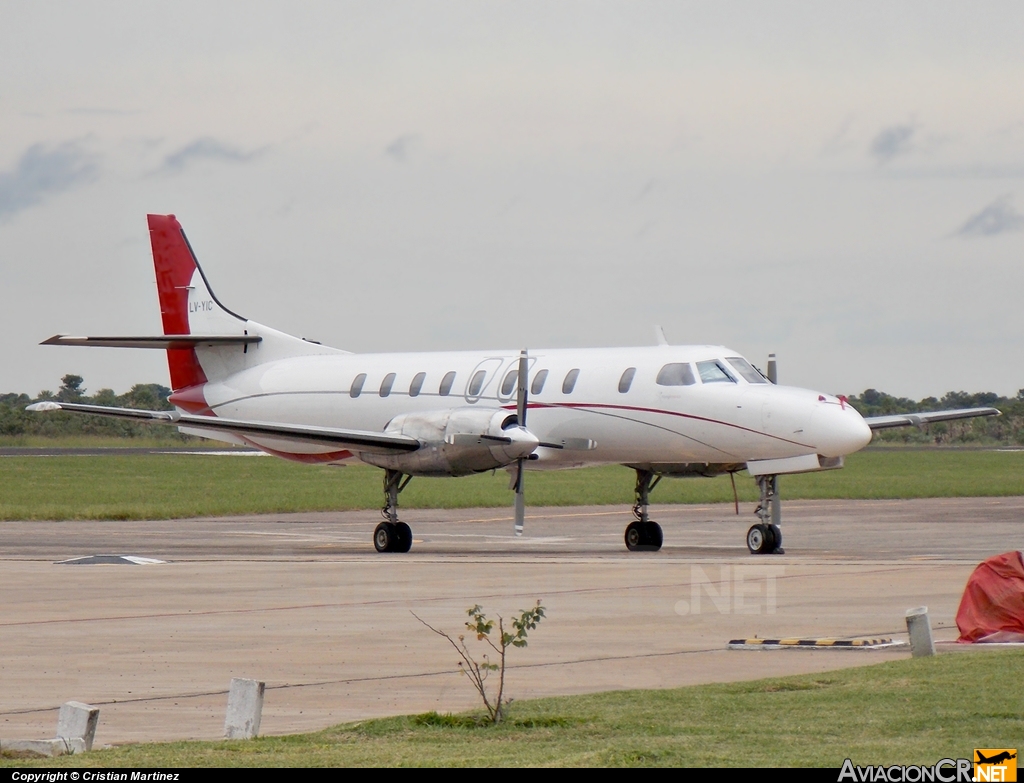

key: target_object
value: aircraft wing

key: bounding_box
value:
[863,407,1000,431]
[25,401,420,453]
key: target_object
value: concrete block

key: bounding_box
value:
[56,701,100,750]
[0,738,87,757]
[905,606,936,657]
[224,678,265,739]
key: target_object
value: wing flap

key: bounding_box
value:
[25,401,419,452]
[41,334,262,349]
[864,407,1000,431]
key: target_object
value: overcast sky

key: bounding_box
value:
[3,2,1023,399]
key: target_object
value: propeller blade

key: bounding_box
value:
[514,457,525,536]
[516,349,528,427]
[514,349,529,536]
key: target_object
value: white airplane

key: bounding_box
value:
[29,215,1000,555]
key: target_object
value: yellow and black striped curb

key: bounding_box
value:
[728,638,906,650]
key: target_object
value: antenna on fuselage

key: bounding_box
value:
[654,326,669,346]
[767,353,778,384]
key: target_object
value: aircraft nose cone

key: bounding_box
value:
[812,398,872,457]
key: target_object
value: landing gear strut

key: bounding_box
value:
[747,474,784,555]
[374,469,413,553]
[625,469,664,551]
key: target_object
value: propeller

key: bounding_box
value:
[513,349,528,536]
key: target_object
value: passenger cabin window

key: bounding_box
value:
[696,360,737,384]
[379,372,396,397]
[618,367,636,393]
[350,373,367,398]
[439,371,456,396]
[468,370,487,396]
[531,369,548,395]
[501,369,518,397]
[409,372,426,397]
[725,357,768,384]
[656,363,696,386]
[562,368,580,394]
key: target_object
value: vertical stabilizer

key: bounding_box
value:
[148,214,246,390]
[148,214,344,392]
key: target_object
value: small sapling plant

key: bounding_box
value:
[414,600,545,724]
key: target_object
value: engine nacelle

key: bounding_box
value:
[358,408,538,476]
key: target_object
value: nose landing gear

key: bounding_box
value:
[748,474,784,554]
[625,469,663,551]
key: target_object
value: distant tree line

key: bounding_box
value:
[3,374,1024,446]
[0,374,186,442]
[846,389,1024,445]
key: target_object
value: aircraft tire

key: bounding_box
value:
[768,524,783,553]
[625,521,644,551]
[746,523,774,555]
[644,521,663,551]
[374,522,397,552]
[625,521,662,552]
[394,522,413,553]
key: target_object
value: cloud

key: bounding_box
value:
[159,137,262,173]
[0,141,98,219]
[956,194,1024,238]
[869,124,916,164]
[385,134,419,162]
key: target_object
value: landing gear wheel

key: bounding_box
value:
[625,520,663,552]
[394,522,413,553]
[644,521,663,551]
[374,521,397,553]
[625,521,644,551]
[746,523,775,555]
[768,524,783,554]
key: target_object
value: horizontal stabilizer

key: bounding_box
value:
[26,401,419,453]
[864,407,1000,431]
[41,334,262,349]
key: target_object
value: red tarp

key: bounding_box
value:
[956,551,1024,643]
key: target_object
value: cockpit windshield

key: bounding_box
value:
[696,360,737,384]
[725,357,768,384]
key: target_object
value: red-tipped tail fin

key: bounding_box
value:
[148,214,245,391]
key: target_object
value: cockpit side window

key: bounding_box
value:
[697,360,737,384]
[656,363,696,386]
[725,357,768,384]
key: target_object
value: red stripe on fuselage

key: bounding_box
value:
[503,401,816,450]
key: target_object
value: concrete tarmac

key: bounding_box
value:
[2,497,1022,746]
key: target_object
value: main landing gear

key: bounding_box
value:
[747,473,784,555]
[374,469,413,553]
[625,469,663,552]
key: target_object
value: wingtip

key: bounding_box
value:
[26,402,62,412]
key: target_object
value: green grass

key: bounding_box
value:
[2,449,1023,520]
[5,650,1021,767]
